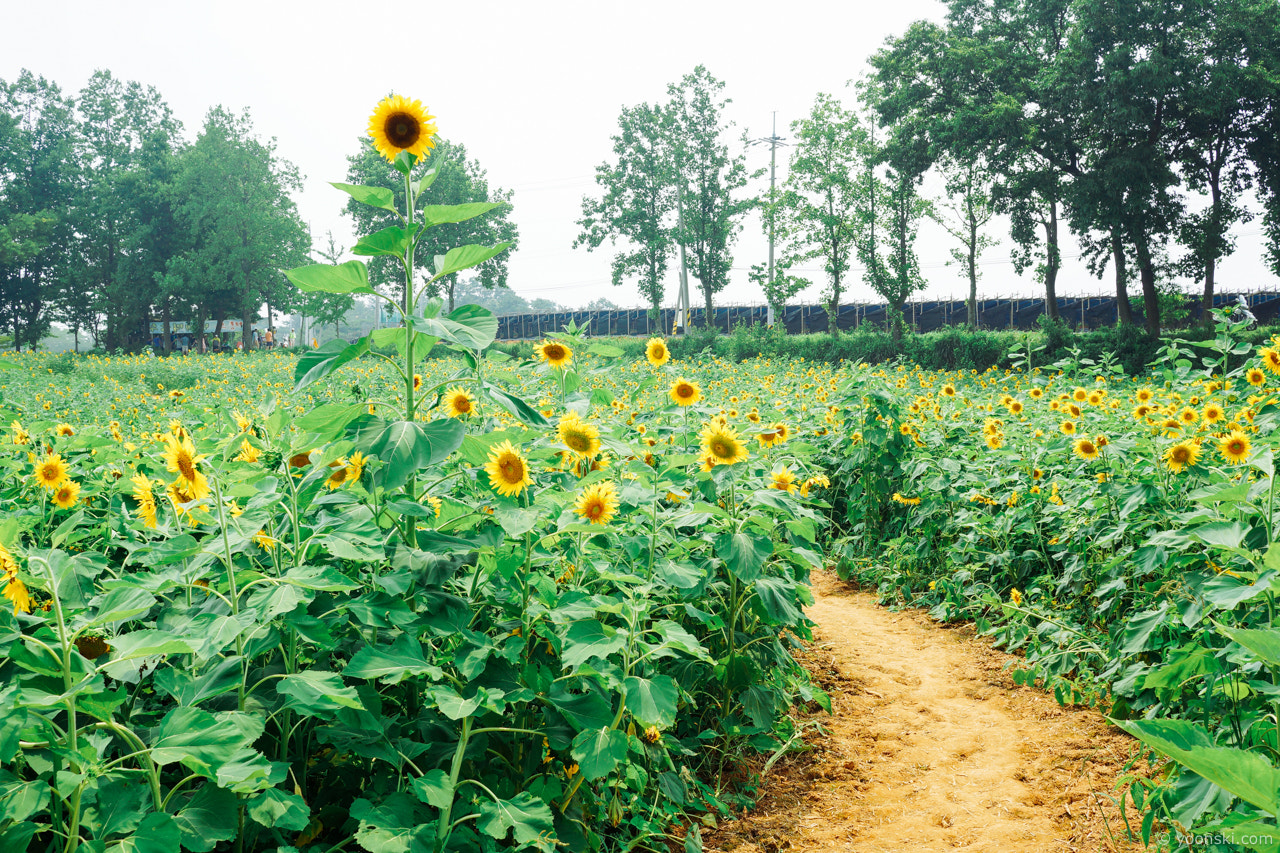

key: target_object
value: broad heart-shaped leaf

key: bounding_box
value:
[294,336,370,391]
[351,793,432,853]
[1111,718,1280,816]
[99,630,194,679]
[0,771,50,822]
[172,783,238,853]
[1216,623,1280,667]
[1117,602,1170,656]
[331,181,397,212]
[108,811,181,853]
[370,326,439,359]
[246,788,311,832]
[548,681,613,731]
[351,417,465,491]
[752,577,804,626]
[83,775,147,838]
[477,791,555,850]
[344,633,443,685]
[295,402,367,439]
[419,201,503,228]
[623,675,678,728]
[430,242,511,281]
[420,303,498,351]
[715,532,772,582]
[150,707,265,778]
[353,224,417,258]
[410,768,454,810]
[560,620,626,670]
[428,686,481,720]
[571,727,629,781]
[284,260,374,295]
[276,671,363,716]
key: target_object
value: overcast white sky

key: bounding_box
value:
[5,0,1276,311]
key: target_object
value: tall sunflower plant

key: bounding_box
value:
[283,96,541,515]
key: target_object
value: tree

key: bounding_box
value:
[575,102,676,315]
[0,71,77,351]
[165,106,309,350]
[583,297,619,311]
[872,168,931,340]
[668,66,752,322]
[772,93,873,336]
[71,70,181,351]
[929,154,997,326]
[452,275,532,315]
[300,231,356,339]
[343,138,517,312]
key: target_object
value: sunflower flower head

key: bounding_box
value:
[700,422,749,466]
[645,338,670,367]
[534,340,572,368]
[367,94,438,163]
[768,465,798,494]
[1219,430,1252,465]
[574,480,620,525]
[33,452,69,490]
[669,378,701,407]
[558,412,601,458]
[52,480,81,510]
[444,387,476,418]
[485,439,532,498]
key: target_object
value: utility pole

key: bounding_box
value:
[675,184,691,335]
[751,113,787,326]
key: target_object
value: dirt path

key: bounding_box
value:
[707,571,1147,853]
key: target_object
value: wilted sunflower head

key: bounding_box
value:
[367,95,438,163]
[645,338,670,367]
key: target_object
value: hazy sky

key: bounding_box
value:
[5,0,1276,310]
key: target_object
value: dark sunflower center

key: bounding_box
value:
[1173,448,1190,463]
[566,434,588,451]
[177,454,197,481]
[456,398,471,413]
[711,440,729,458]
[385,111,421,148]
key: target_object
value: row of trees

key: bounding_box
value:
[581,0,1280,337]
[0,69,518,352]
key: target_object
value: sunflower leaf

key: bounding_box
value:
[294,337,370,392]
[419,202,504,228]
[430,243,512,281]
[283,261,374,295]
[352,225,417,258]
[331,182,397,213]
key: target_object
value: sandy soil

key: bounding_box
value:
[705,571,1149,853]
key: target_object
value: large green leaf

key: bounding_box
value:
[1216,623,1280,667]
[284,260,374,295]
[331,182,396,212]
[295,402,366,439]
[409,769,453,810]
[715,532,772,582]
[277,671,363,716]
[0,772,50,822]
[624,675,678,728]
[560,620,625,669]
[430,242,511,281]
[294,336,370,391]
[100,630,194,680]
[420,303,498,352]
[419,202,503,228]
[571,727,628,781]
[484,383,550,427]
[1116,602,1170,656]
[246,788,311,832]
[107,812,182,853]
[752,577,804,626]
[172,784,239,853]
[1112,718,1280,816]
[150,708,265,778]
[344,634,443,685]
[352,224,417,258]
[351,417,465,491]
[351,793,432,853]
[477,791,554,850]
[83,775,147,838]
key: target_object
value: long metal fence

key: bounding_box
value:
[494,291,1280,340]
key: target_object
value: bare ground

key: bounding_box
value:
[705,571,1150,853]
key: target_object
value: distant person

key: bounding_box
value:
[287,330,296,348]
[180,335,190,355]
[265,328,274,348]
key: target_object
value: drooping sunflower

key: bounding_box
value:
[162,433,210,500]
[233,438,261,463]
[367,94,438,162]
[131,473,159,529]
[52,480,81,510]
[485,440,532,497]
[669,378,701,407]
[1164,440,1200,473]
[56,423,75,437]
[700,422,749,466]
[645,338,670,367]
[33,452,69,490]
[558,413,601,457]
[1219,430,1252,465]
[444,387,476,418]
[0,542,30,615]
[534,340,572,368]
[574,481,620,525]
[1073,438,1100,461]
[325,459,352,490]
[768,466,798,494]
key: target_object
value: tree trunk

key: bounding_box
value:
[243,307,255,352]
[1112,229,1133,326]
[1200,177,1223,325]
[1043,201,1060,321]
[703,285,713,330]
[1134,236,1161,336]
[162,300,172,355]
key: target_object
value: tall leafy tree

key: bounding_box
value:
[772,93,874,336]
[0,71,77,351]
[165,106,308,349]
[575,102,675,317]
[929,154,997,327]
[343,138,517,312]
[668,66,752,322]
[872,168,931,340]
